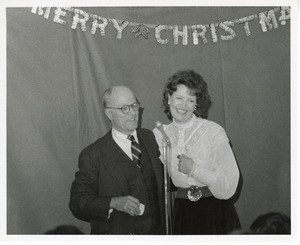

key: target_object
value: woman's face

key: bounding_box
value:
[168,84,197,124]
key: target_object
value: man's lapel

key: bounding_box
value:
[137,130,163,189]
[101,131,129,194]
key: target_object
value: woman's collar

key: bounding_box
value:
[173,114,196,129]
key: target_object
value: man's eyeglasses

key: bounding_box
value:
[105,102,140,114]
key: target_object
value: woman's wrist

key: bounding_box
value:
[188,160,197,176]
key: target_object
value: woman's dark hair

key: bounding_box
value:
[162,70,212,120]
[250,212,291,234]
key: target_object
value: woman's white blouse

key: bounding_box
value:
[153,114,239,200]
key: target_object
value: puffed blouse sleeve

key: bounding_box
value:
[189,124,240,200]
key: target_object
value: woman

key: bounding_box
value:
[153,70,241,234]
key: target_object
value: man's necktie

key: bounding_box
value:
[127,135,141,168]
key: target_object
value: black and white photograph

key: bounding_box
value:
[1,0,298,244]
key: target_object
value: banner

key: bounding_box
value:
[31,6,290,45]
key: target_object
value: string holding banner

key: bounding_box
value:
[31,6,290,45]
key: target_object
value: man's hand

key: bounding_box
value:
[110,196,140,216]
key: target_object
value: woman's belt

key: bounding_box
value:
[176,186,213,201]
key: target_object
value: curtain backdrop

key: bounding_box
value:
[7,7,290,234]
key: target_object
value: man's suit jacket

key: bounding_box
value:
[69,128,165,234]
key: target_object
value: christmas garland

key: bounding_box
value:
[31,6,290,45]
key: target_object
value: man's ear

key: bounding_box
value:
[104,109,112,121]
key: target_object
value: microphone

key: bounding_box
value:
[155,121,170,145]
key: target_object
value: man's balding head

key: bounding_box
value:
[102,86,139,135]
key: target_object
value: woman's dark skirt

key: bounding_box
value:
[173,196,241,234]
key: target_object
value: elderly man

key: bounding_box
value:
[69,86,165,234]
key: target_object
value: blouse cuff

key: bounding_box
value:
[189,165,218,187]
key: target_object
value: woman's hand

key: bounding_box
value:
[177,154,194,175]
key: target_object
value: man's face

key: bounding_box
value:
[105,87,139,135]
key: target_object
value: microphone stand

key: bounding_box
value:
[162,139,172,235]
